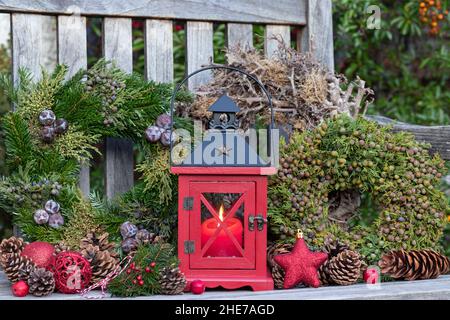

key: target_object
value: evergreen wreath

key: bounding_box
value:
[0,60,191,247]
[268,115,449,264]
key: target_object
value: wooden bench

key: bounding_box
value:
[0,0,448,201]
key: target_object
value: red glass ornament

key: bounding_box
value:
[50,251,92,294]
[11,280,29,297]
[190,280,205,294]
[363,267,380,284]
[21,242,55,268]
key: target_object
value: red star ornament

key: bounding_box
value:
[274,237,328,289]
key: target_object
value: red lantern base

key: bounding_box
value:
[184,271,274,292]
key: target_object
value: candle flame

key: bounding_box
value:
[219,204,224,221]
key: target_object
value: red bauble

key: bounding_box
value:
[11,280,29,297]
[363,267,380,284]
[21,241,55,268]
[190,280,205,294]
[50,251,92,294]
[274,237,327,289]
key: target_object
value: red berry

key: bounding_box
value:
[138,280,144,286]
[150,262,156,268]
[145,267,151,273]
[130,262,135,269]
[137,275,142,281]
[126,269,131,274]
[132,279,137,285]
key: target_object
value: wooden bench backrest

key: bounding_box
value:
[0,0,335,197]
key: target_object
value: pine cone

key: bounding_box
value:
[318,240,357,286]
[80,244,119,283]
[324,250,363,285]
[267,243,293,289]
[54,242,71,255]
[159,266,187,295]
[2,254,36,283]
[0,237,25,267]
[80,230,117,255]
[379,249,450,281]
[323,240,350,258]
[28,267,55,297]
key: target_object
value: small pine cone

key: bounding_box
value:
[80,230,117,257]
[159,267,187,295]
[54,242,71,255]
[379,249,450,281]
[28,267,55,297]
[326,250,363,285]
[267,243,293,289]
[323,240,350,258]
[80,244,119,283]
[2,254,36,283]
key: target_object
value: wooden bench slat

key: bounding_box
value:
[299,0,334,71]
[368,116,450,160]
[145,19,173,83]
[103,18,134,199]
[186,21,214,91]
[227,23,253,49]
[0,0,307,25]
[265,25,291,58]
[11,13,56,85]
[57,15,90,196]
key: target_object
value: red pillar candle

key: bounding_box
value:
[201,205,243,257]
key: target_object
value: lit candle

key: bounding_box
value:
[201,204,243,257]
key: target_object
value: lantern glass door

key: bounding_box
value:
[201,193,245,257]
[189,182,256,269]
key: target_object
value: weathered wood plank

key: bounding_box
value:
[0,13,9,45]
[186,21,213,91]
[368,116,450,160]
[145,19,173,83]
[300,0,334,71]
[227,23,253,49]
[103,18,134,199]
[11,14,56,84]
[57,15,90,196]
[0,0,307,25]
[2,270,450,300]
[265,25,291,58]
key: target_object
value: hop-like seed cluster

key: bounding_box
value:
[84,69,126,126]
[268,115,448,264]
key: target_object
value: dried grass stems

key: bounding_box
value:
[177,39,374,132]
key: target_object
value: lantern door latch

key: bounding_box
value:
[248,214,267,231]
[183,197,194,210]
[184,240,195,254]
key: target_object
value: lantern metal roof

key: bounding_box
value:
[208,94,241,113]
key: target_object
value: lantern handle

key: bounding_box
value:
[169,65,275,165]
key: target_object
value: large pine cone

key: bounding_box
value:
[319,240,358,286]
[379,249,450,281]
[159,266,187,295]
[28,267,55,297]
[80,244,119,283]
[267,243,293,289]
[2,254,36,283]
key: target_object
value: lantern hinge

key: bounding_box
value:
[183,197,194,210]
[184,240,195,254]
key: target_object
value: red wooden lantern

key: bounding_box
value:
[169,66,277,291]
